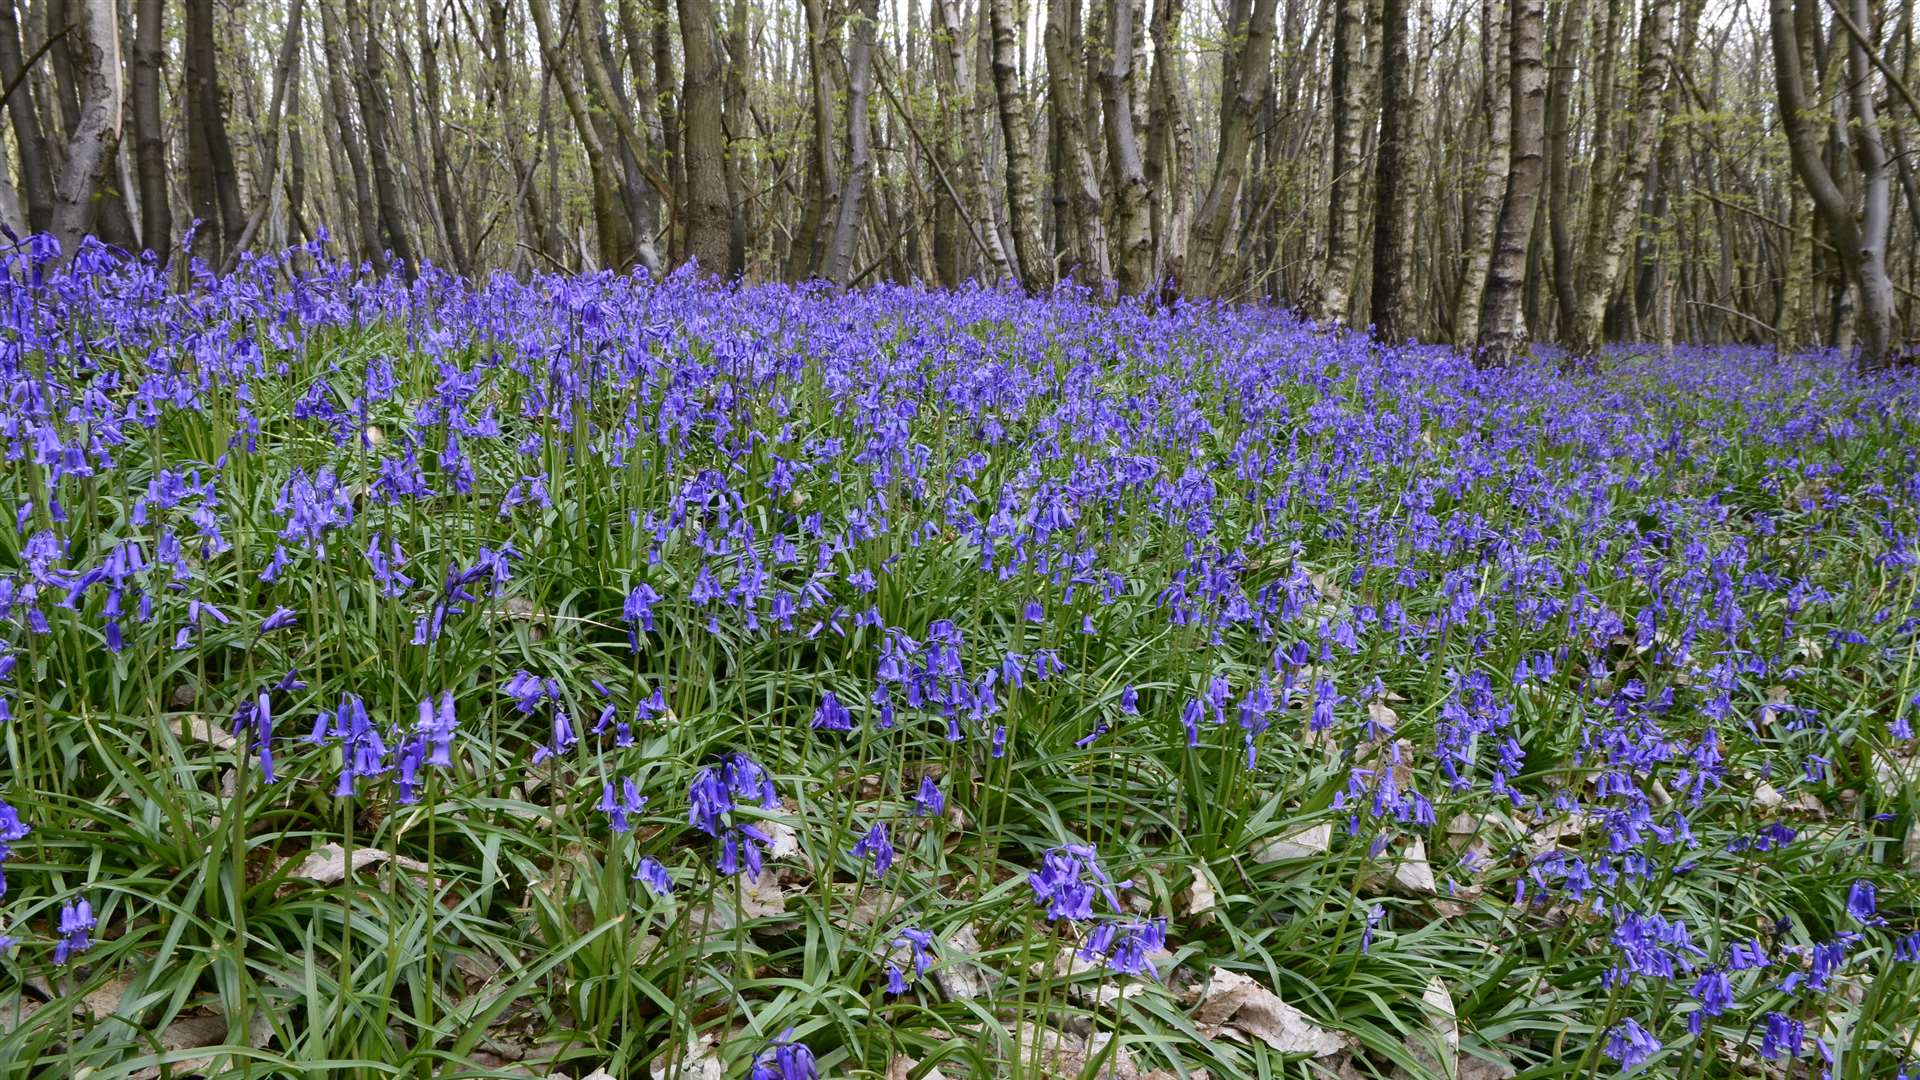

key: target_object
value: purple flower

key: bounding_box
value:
[53,897,95,964]
[1759,1011,1804,1060]
[258,605,298,634]
[1846,880,1882,926]
[851,822,895,877]
[633,857,674,897]
[748,1030,818,1080]
[599,776,648,833]
[912,775,944,817]
[812,689,853,732]
[1604,1017,1660,1072]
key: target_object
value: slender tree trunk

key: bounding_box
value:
[824,0,879,284]
[345,0,418,273]
[1148,0,1194,293]
[1568,0,1675,357]
[1769,0,1892,369]
[1319,0,1369,321]
[936,0,1012,281]
[1369,0,1418,339]
[1190,0,1279,295]
[130,0,169,259]
[1044,0,1110,285]
[528,0,636,270]
[319,0,382,269]
[1102,0,1153,294]
[1543,0,1587,337]
[415,0,467,274]
[987,0,1050,290]
[225,0,306,271]
[1454,0,1509,343]
[792,0,836,278]
[678,0,734,273]
[49,0,119,257]
[0,0,57,231]
[1475,0,1547,365]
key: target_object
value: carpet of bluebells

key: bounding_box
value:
[1,236,1919,1080]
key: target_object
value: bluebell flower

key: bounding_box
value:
[53,898,94,964]
[1846,879,1882,926]
[851,822,895,877]
[1686,970,1731,1034]
[633,857,674,897]
[1603,1017,1660,1072]
[600,777,648,833]
[748,1030,818,1080]
[913,775,944,817]
[812,690,853,731]
[1759,1012,1804,1060]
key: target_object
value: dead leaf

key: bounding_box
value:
[1016,1023,1143,1078]
[1367,699,1399,732]
[1253,823,1331,863]
[887,1054,950,1080]
[1193,968,1344,1058]
[650,1032,724,1080]
[1391,837,1437,895]
[1393,977,1459,1079]
[933,923,995,1001]
[282,843,428,885]
[177,715,237,750]
[1183,867,1219,925]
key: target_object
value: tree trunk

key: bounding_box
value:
[678,0,734,274]
[1190,0,1279,295]
[1567,0,1675,357]
[935,0,1013,282]
[1543,0,1588,337]
[129,0,169,258]
[1319,0,1369,322]
[1453,0,1509,343]
[1101,0,1153,294]
[1147,0,1194,293]
[344,0,417,274]
[48,0,118,256]
[987,0,1050,290]
[1044,0,1110,285]
[1475,0,1547,365]
[415,0,468,274]
[1369,0,1418,339]
[1769,0,1893,369]
[319,0,383,269]
[824,0,879,284]
[0,0,57,231]
[793,0,838,279]
[225,0,306,271]
[528,0,637,271]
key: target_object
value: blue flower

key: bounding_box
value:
[912,775,944,817]
[1846,880,1882,926]
[748,1030,818,1080]
[53,898,95,964]
[1603,1017,1660,1072]
[633,857,674,897]
[851,822,895,878]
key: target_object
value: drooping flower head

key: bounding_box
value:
[53,897,95,964]
[748,1030,818,1080]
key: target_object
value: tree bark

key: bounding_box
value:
[1475,0,1547,365]
[823,0,879,284]
[1567,0,1675,357]
[1369,0,1418,339]
[1543,0,1588,337]
[1101,0,1153,294]
[528,0,637,271]
[129,0,169,258]
[1769,0,1893,369]
[935,0,1013,282]
[1044,0,1110,285]
[1190,0,1279,295]
[225,0,307,271]
[415,0,468,274]
[1319,0,1369,322]
[0,0,57,231]
[49,0,120,257]
[319,0,382,269]
[792,0,837,279]
[987,0,1050,290]
[344,0,418,274]
[1454,0,1509,343]
[678,0,734,274]
[1147,0,1194,293]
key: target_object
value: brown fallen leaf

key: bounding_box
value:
[1193,968,1344,1058]
[282,842,429,885]
[1252,823,1331,863]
